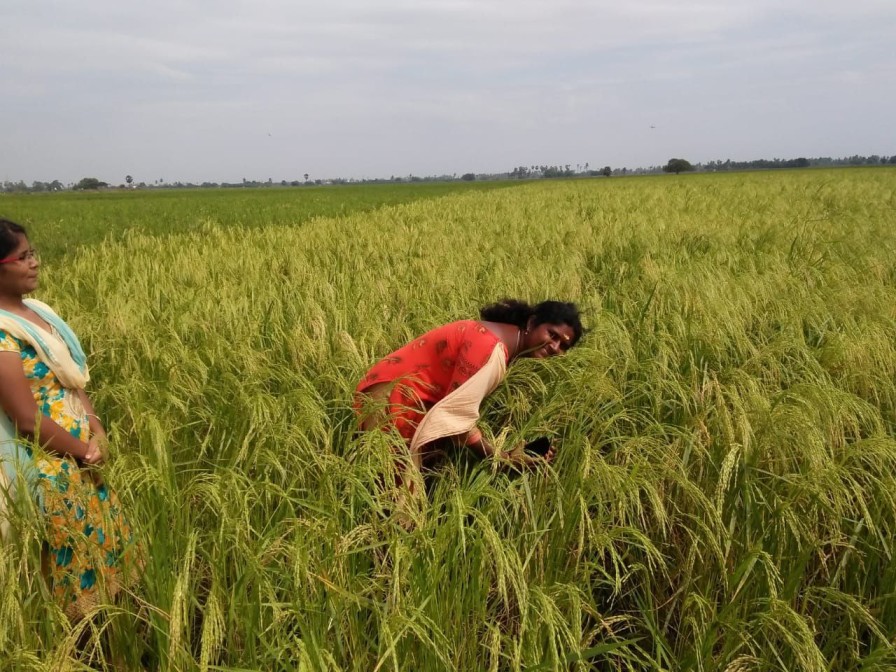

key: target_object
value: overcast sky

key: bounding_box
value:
[2,1,894,184]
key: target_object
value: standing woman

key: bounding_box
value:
[0,218,134,622]
[355,299,583,493]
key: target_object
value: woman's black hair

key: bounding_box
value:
[0,219,28,259]
[480,298,584,347]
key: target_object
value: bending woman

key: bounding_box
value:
[355,299,583,484]
[0,218,135,622]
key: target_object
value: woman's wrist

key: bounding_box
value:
[466,429,498,458]
[55,438,91,462]
[499,442,534,468]
[86,412,106,434]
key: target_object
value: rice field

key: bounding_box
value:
[2,168,896,670]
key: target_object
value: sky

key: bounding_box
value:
[2,0,894,184]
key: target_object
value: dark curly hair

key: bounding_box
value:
[0,218,28,259]
[480,298,584,347]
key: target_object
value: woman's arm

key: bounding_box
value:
[78,388,109,463]
[0,352,99,463]
[464,427,496,458]
[463,427,555,467]
[77,389,106,438]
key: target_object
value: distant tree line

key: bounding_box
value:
[700,155,896,171]
[3,179,67,193]
[2,154,894,193]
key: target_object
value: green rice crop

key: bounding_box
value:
[1,181,514,263]
[1,168,895,670]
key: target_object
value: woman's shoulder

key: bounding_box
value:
[415,319,476,338]
[23,298,59,315]
[407,320,500,353]
[438,319,496,338]
[446,321,503,352]
[446,319,481,330]
[23,299,65,327]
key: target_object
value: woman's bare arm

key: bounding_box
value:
[0,351,95,462]
[463,427,495,458]
[77,389,106,438]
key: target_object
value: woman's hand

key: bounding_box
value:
[502,441,555,469]
[81,437,105,466]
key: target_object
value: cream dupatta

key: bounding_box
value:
[409,342,507,453]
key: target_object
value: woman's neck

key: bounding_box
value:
[0,293,27,313]
[480,321,524,359]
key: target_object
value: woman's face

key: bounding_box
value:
[0,234,40,296]
[522,321,575,359]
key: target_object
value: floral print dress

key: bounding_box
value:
[0,328,134,621]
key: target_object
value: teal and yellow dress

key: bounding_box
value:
[0,327,135,621]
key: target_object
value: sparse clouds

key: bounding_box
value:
[1,0,893,182]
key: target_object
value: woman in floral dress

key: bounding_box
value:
[0,218,135,621]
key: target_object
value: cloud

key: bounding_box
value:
[1,0,894,182]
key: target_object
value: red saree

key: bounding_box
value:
[355,320,510,446]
